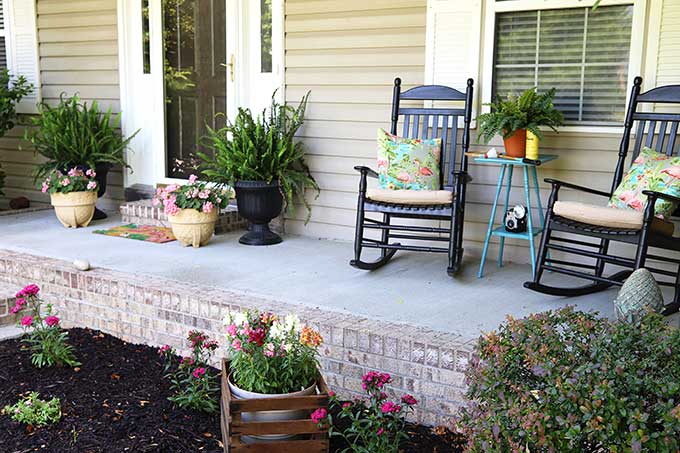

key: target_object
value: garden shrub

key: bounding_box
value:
[159,330,220,414]
[2,392,61,427]
[459,307,680,452]
[11,284,79,368]
[316,371,418,453]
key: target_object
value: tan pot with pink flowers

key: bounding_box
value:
[43,168,100,228]
[167,208,219,248]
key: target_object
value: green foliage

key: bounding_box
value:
[25,94,139,181]
[41,167,98,195]
[459,307,680,452]
[159,331,220,414]
[199,92,319,223]
[477,88,563,143]
[225,310,322,394]
[3,392,61,427]
[0,69,33,198]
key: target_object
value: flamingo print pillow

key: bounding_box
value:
[377,129,442,191]
[608,147,680,219]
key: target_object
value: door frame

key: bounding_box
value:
[118,0,283,189]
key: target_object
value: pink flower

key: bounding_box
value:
[216,197,222,204]
[198,191,209,199]
[158,344,170,355]
[86,169,96,177]
[10,305,21,314]
[380,401,401,414]
[401,394,417,405]
[361,371,391,390]
[61,178,71,186]
[231,339,242,351]
[188,174,198,184]
[226,324,237,337]
[311,408,327,424]
[152,197,160,207]
[20,315,34,328]
[17,284,40,297]
[68,168,78,177]
[192,367,206,379]
[328,391,335,397]
[377,428,384,436]
[165,184,179,193]
[264,343,275,357]
[45,315,60,327]
[87,181,98,190]
[342,402,352,409]
[41,182,49,193]
[202,201,214,213]
[180,356,194,366]
[203,340,219,351]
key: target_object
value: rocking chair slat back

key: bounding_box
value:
[613,78,680,192]
[390,79,473,189]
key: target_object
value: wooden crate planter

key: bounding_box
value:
[220,359,330,452]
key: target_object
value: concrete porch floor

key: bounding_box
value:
[0,209,621,342]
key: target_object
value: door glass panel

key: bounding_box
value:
[141,0,151,74]
[260,0,272,73]
[163,0,227,179]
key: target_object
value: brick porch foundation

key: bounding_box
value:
[0,249,475,426]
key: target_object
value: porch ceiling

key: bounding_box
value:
[0,210,617,342]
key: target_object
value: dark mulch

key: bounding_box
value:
[0,328,464,452]
[0,328,223,453]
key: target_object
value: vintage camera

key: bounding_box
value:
[504,205,527,233]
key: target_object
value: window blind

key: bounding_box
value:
[492,5,633,125]
[0,0,6,71]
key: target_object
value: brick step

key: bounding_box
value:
[0,283,21,327]
[119,200,249,235]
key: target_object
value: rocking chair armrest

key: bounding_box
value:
[642,190,680,205]
[544,179,611,198]
[353,166,379,179]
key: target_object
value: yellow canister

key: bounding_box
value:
[525,130,539,160]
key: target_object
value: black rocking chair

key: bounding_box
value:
[525,77,680,314]
[350,77,474,276]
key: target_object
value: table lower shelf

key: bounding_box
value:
[491,226,543,240]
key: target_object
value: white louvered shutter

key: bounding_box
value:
[6,0,41,114]
[425,0,483,126]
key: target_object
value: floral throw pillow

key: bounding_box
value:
[377,129,442,191]
[608,147,680,219]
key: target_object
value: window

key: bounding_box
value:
[0,0,7,70]
[492,3,634,126]
[260,0,272,73]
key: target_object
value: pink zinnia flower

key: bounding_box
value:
[45,315,60,327]
[401,394,417,405]
[86,169,96,177]
[310,408,327,424]
[17,284,40,297]
[188,174,198,184]
[202,201,214,213]
[87,181,97,190]
[20,315,34,327]
[231,339,242,351]
[192,367,206,379]
[41,182,49,193]
[380,401,401,414]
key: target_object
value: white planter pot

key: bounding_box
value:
[167,208,218,248]
[228,375,317,443]
[50,191,97,228]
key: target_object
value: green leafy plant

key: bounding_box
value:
[199,92,319,222]
[3,392,61,427]
[41,167,98,195]
[11,284,80,368]
[0,69,33,197]
[224,310,322,394]
[152,174,229,216]
[315,371,418,453]
[477,88,563,143]
[158,331,220,414]
[25,94,139,181]
[458,307,680,451]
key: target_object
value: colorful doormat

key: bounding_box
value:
[93,224,176,243]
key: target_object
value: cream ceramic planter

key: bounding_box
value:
[228,375,317,443]
[50,191,97,228]
[167,208,218,248]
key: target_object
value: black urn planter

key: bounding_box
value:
[234,180,283,246]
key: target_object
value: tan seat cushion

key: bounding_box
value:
[366,189,453,205]
[553,201,674,236]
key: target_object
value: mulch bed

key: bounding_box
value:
[0,328,464,452]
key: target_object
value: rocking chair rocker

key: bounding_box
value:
[525,77,680,314]
[350,78,474,276]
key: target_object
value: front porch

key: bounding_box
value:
[0,209,622,425]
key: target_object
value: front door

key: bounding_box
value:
[119,0,282,188]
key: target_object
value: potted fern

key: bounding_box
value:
[26,95,138,220]
[199,92,318,245]
[477,88,563,158]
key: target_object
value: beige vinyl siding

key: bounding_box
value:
[283,0,680,264]
[0,0,122,210]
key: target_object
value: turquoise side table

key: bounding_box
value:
[477,155,557,278]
